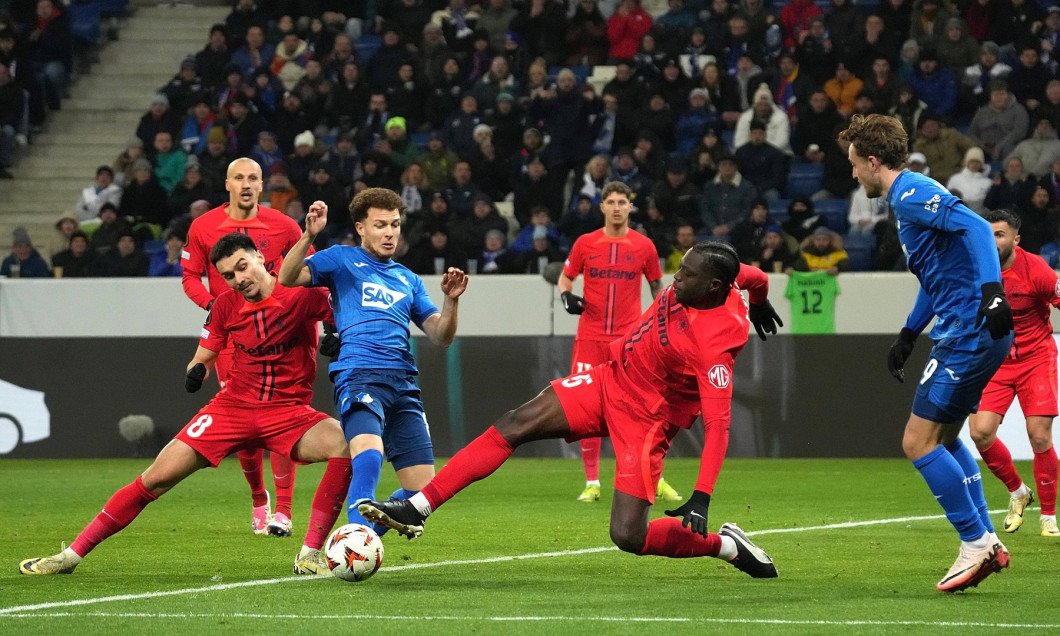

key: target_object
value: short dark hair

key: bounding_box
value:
[691,240,740,287]
[348,187,407,224]
[983,208,1021,231]
[210,232,257,266]
[839,114,908,170]
[600,181,633,201]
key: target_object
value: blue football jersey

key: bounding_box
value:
[886,170,1002,340]
[305,246,439,373]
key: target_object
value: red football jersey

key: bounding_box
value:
[1002,247,1060,362]
[199,283,331,405]
[181,203,306,309]
[563,228,663,341]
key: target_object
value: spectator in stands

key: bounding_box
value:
[985,155,1038,212]
[963,41,1012,109]
[911,47,957,121]
[384,62,426,127]
[651,159,700,230]
[716,15,765,82]
[283,198,305,228]
[909,0,951,47]
[464,31,493,87]
[912,114,975,185]
[754,52,814,123]
[779,0,821,49]
[407,191,452,249]
[286,130,320,191]
[793,226,850,275]
[862,57,901,112]
[688,127,729,187]
[997,0,1042,50]
[609,147,653,204]
[27,0,70,112]
[451,193,509,256]
[90,203,130,255]
[120,158,168,226]
[907,151,931,177]
[1040,6,1060,72]
[166,198,209,241]
[135,93,180,150]
[45,213,77,264]
[889,82,928,142]
[1005,43,1050,110]
[695,62,740,127]
[795,16,836,87]
[196,126,231,197]
[326,61,369,135]
[1040,156,1060,202]
[214,63,247,119]
[425,56,464,130]
[848,184,892,236]
[231,25,274,78]
[509,224,564,273]
[195,24,231,90]
[443,93,483,159]
[823,62,862,118]
[731,198,772,264]
[572,154,611,209]
[373,116,419,172]
[557,193,603,242]
[444,160,482,217]
[50,230,95,277]
[963,0,998,43]
[511,204,560,253]
[472,56,519,115]
[261,160,297,214]
[247,66,282,114]
[606,0,652,61]
[968,79,1029,161]
[416,130,460,189]
[151,130,186,195]
[1,226,48,277]
[273,90,316,153]
[399,163,432,219]
[734,119,787,201]
[827,0,864,57]
[1033,79,1060,130]
[732,54,762,113]
[321,33,355,82]
[816,133,858,201]
[224,0,266,50]
[74,165,123,223]
[651,58,693,116]
[178,95,215,157]
[1016,186,1060,254]
[477,228,510,274]
[733,0,773,42]
[112,137,144,188]
[512,155,562,225]
[469,125,510,200]
[735,83,791,155]
[167,159,211,220]
[148,228,184,277]
[533,70,598,176]
[701,155,754,237]
[489,91,524,158]
[603,60,646,114]
[792,90,843,162]
[97,230,148,277]
[248,130,284,177]
[632,92,675,155]
[1008,115,1060,179]
[946,146,993,215]
[631,33,665,81]
[703,0,736,47]
[658,221,695,272]
[897,38,920,82]
[406,225,469,275]
[631,129,665,179]
[160,57,204,116]
[753,224,794,273]
[674,88,719,157]
[271,30,308,91]
[782,196,825,242]
[565,0,608,66]
[0,27,38,133]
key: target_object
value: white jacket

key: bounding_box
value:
[734,105,792,155]
[847,185,889,235]
[946,165,992,215]
[74,183,123,222]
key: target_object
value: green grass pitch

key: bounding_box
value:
[3,457,1060,635]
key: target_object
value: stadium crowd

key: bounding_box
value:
[6,0,1060,278]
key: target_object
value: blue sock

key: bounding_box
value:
[371,488,418,537]
[913,445,987,541]
[346,449,384,525]
[945,438,995,534]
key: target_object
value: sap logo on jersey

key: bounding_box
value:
[362,282,407,309]
[707,365,730,389]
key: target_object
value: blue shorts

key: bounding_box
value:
[332,368,434,470]
[912,330,1014,423]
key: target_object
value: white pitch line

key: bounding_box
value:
[0,507,1015,616]
[0,613,1057,629]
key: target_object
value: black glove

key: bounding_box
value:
[185,363,207,393]
[976,281,1013,340]
[748,300,783,341]
[561,291,586,315]
[319,323,341,359]
[886,327,918,383]
[664,489,711,538]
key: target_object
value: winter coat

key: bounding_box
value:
[968,94,1029,159]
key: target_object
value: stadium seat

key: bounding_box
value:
[493,200,519,244]
[68,0,102,46]
[814,198,850,234]
[857,0,881,15]
[786,163,824,199]
[590,65,617,83]
[987,161,1003,176]
[843,233,876,272]
[99,0,128,17]
[1041,241,1060,269]
[768,199,790,225]
[720,129,735,151]
[143,239,165,256]
[354,35,381,64]
[548,65,591,85]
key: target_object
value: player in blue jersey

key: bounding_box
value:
[840,114,1015,593]
[278,189,468,533]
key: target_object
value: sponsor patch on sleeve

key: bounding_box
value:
[200,328,210,339]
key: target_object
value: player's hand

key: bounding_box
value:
[304,200,328,238]
[319,322,341,360]
[886,327,918,383]
[748,300,783,341]
[561,291,586,315]
[976,281,1013,340]
[664,490,711,538]
[440,267,469,299]
[185,363,207,393]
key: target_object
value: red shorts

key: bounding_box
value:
[979,352,1059,418]
[551,361,681,504]
[570,339,611,374]
[175,395,332,466]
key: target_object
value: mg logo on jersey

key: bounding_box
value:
[362,282,407,309]
[707,365,730,389]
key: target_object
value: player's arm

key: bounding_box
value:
[648,277,663,299]
[420,267,469,348]
[558,271,586,314]
[185,345,219,393]
[887,287,933,383]
[279,200,328,288]
[737,264,783,340]
[180,232,215,310]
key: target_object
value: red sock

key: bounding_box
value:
[580,437,601,482]
[70,476,158,558]
[303,458,352,549]
[238,448,268,507]
[422,426,513,511]
[638,517,722,558]
[978,439,1023,492]
[271,453,296,518]
[1034,446,1059,516]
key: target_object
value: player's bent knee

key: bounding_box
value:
[609,523,646,554]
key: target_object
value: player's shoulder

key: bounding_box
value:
[210,287,241,316]
[572,229,603,249]
[258,205,300,229]
[187,205,226,235]
[1018,247,1059,278]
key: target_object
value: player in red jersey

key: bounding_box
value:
[359,242,784,577]
[20,232,353,576]
[181,157,309,537]
[557,181,674,503]
[970,209,1060,538]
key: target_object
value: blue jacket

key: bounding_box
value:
[911,67,958,118]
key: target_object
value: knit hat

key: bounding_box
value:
[908,152,928,165]
[180,55,197,71]
[473,123,492,137]
[54,213,78,230]
[688,88,710,103]
[485,229,506,245]
[12,226,31,246]
[753,83,773,104]
[981,41,1001,57]
[126,137,143,149]
[294,130,315,147]
[811,226,832,237]
[964,146,985,167]
[150,93,169,108]
[385,116,407,132]
[497,92,515,103]
[207,126,226,144]
[131,158,152,172]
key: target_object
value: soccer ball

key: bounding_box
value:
[324,523,384,582]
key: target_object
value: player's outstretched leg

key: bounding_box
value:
[359,497,426,539]
[578,438,602,502]
[294,458,352,575]
[269,452,297,537]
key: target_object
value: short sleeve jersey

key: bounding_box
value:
[1003,247,1060,362]
[887,170,1003,339]
[563,228,663,342]
[784,271,839,334]
[182,204,306,308]
[305,245,439,374]
[199,283,331,405]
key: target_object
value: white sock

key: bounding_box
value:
[718,535,737,561]
[586,480,600,487]
[62,547,83,564]
[1043,514,1056,523]
[409,492,432,517]
[298,544,317,557]
[1012,482,1029,496]
[964,532,990,550]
